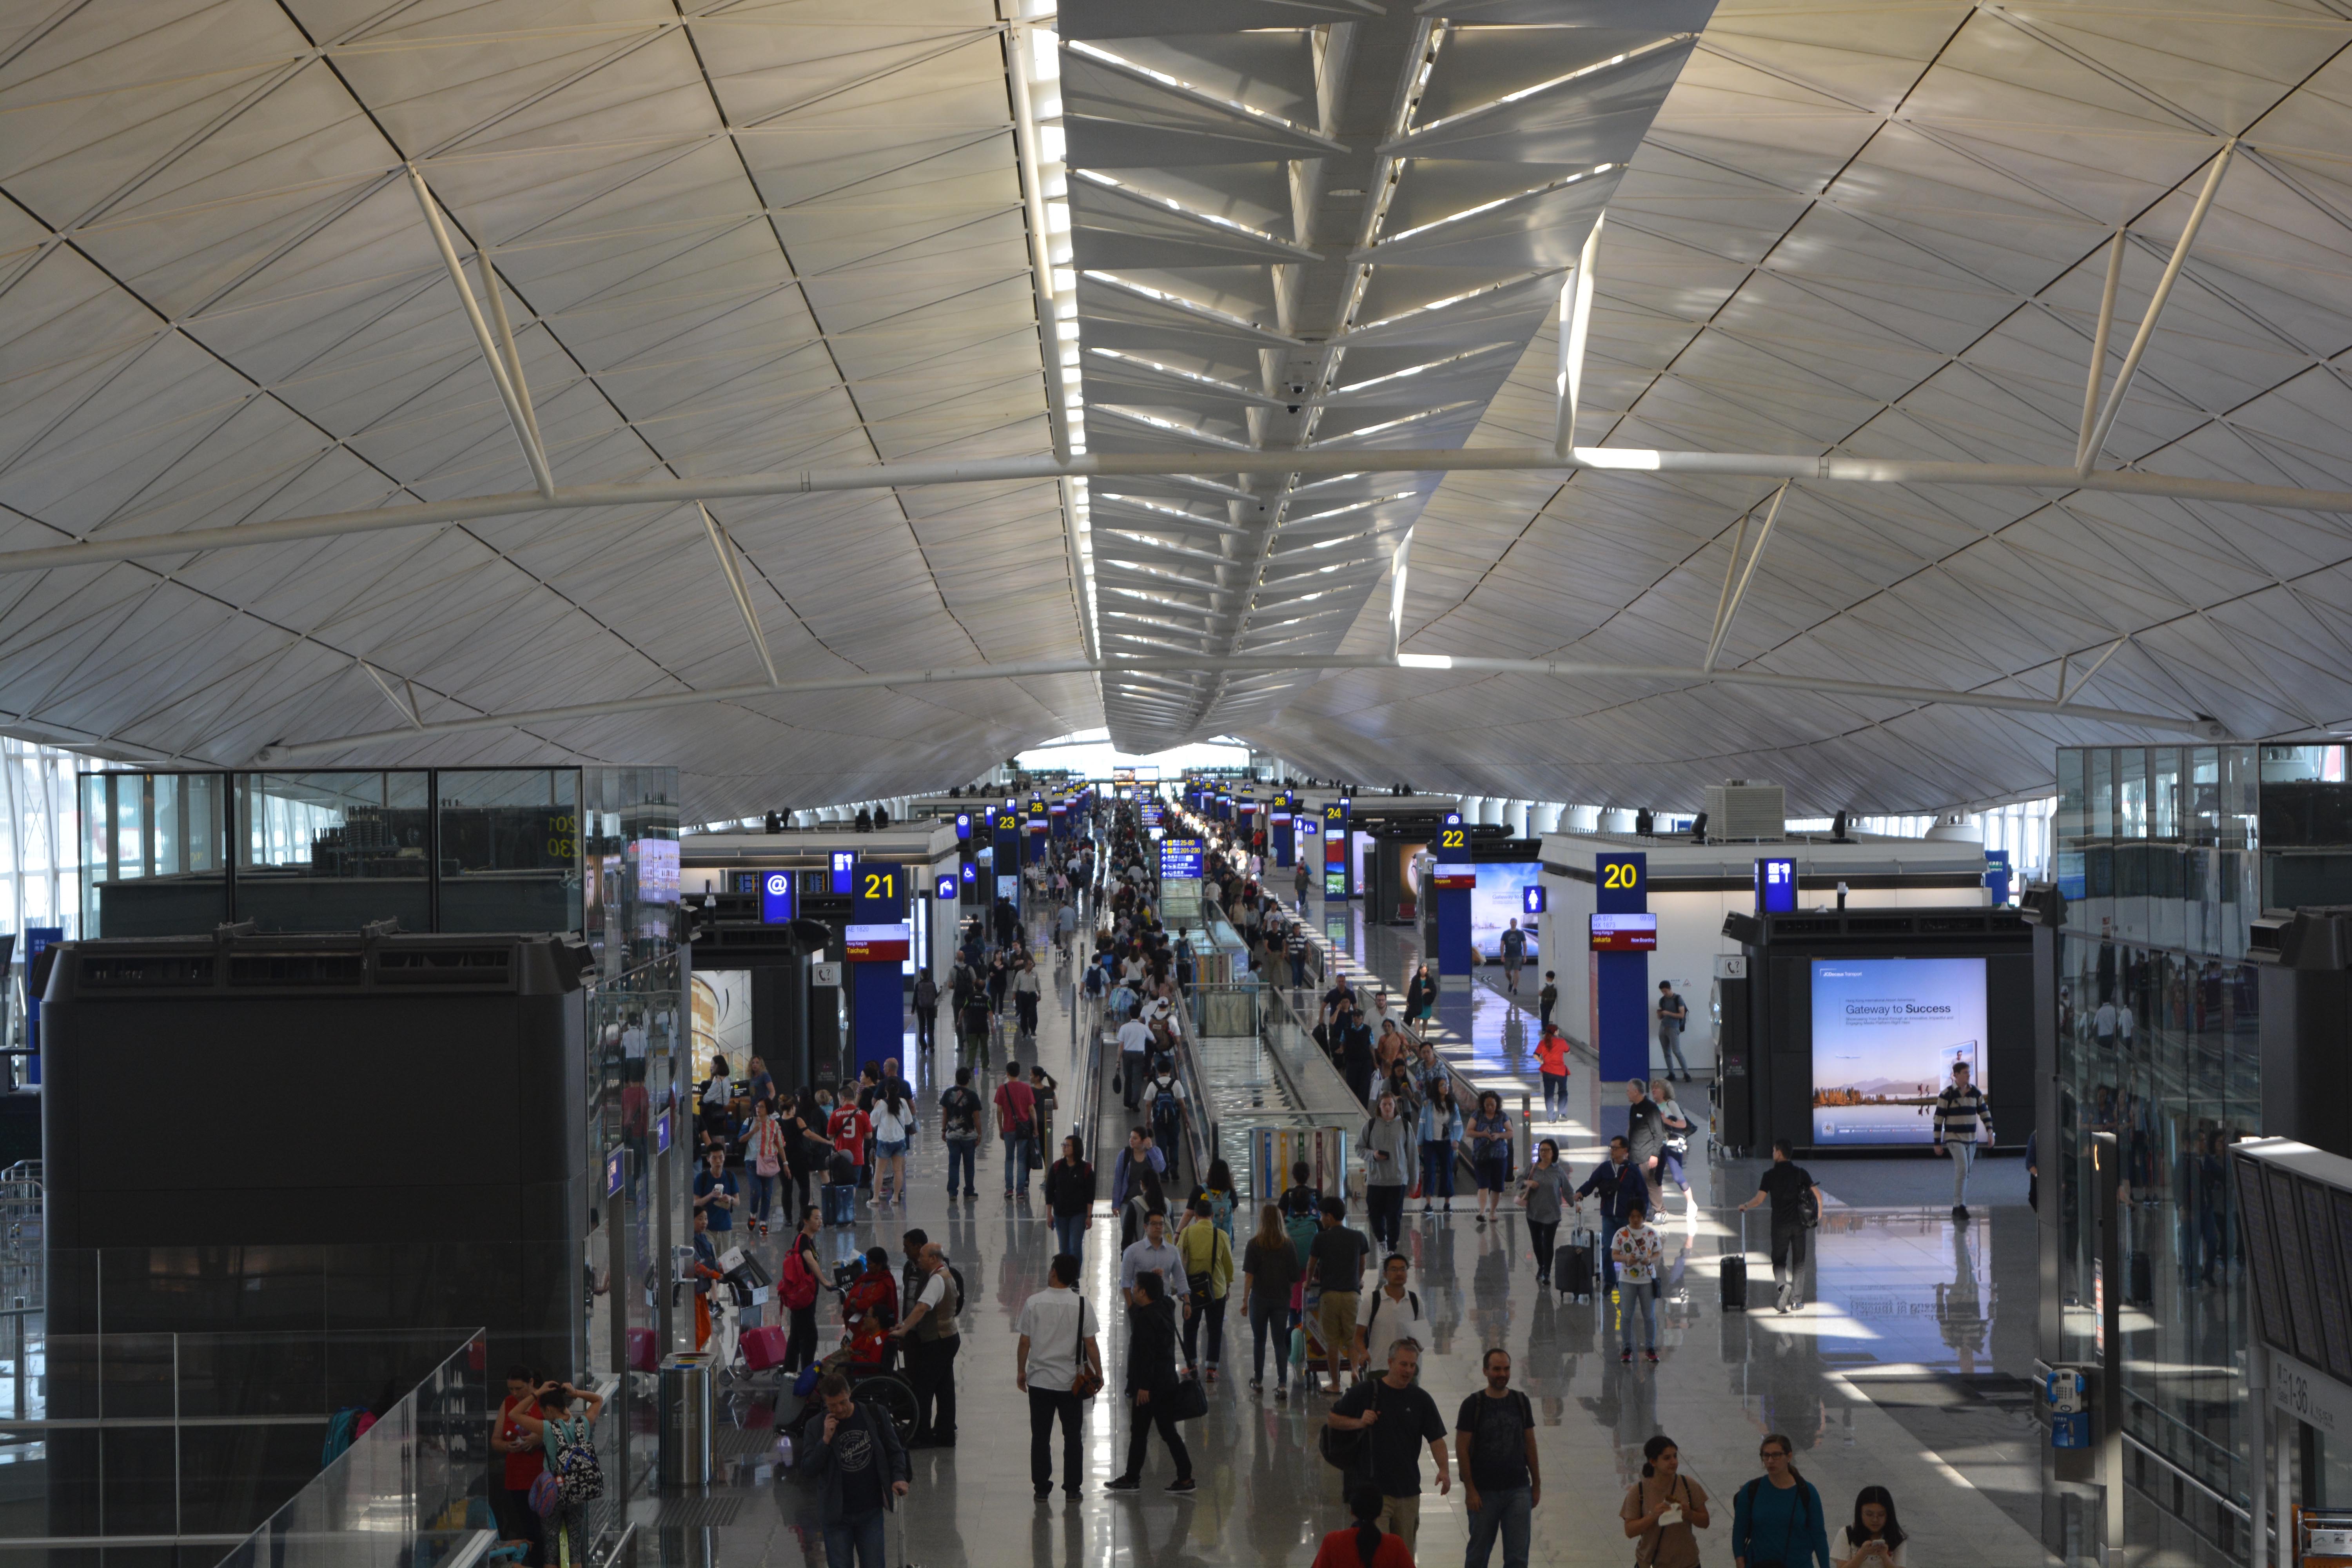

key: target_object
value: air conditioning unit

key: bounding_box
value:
[1704,780,1785,842]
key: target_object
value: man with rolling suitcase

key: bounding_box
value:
[1571,1138,1642,1293]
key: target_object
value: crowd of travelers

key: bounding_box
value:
[552,787,1933,1568]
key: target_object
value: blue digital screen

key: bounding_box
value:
[760,869,795,924]
[1757,857,1797,914]
[830,850,855,895]
[606,1147,626,1196]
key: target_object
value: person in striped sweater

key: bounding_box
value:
[1933,1061,1993,1218]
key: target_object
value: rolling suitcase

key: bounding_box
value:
[1560,1228,1597,1302]
[740,1324,789,1372]
[823,1182,858,1227]
[1722,1211,1749,1311]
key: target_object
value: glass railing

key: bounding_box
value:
[0,1326,481,1565]
[214,1330,486,1568]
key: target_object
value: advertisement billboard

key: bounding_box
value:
[1469,861,1544,961]
[1810,957,1989,1145]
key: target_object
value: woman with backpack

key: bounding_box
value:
[510,1378,605,1568]
[1311,1485,1414,1567]
[1621,1433,1710,1568]
[1653,1079,1697,1217]
[1731,1433,1831,1568]
[1191,1157,1238,1242]
[780,1205,824,1374]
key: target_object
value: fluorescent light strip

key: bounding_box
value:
[1308,401,1479,445]
[1329,345,1511,394]
[1073,169,1309,254]
[1083,270,1293,340]
[1088,347,1270,403]
[1406,34,1691,138]
[1348,274,1551,337]
[1065,39,1328,140]
[1285,491,1420,527]
[1373,165,1612,248]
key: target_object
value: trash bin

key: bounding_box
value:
[659,1352,715,1486]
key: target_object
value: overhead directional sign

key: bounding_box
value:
[1160,837,1203,880]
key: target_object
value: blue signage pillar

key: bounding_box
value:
[850,858,907,1075]
[1434,813,1474,978]
[993,811,1020,911]
[22,925,62,1085]
[1593,852,1649,1111]
[1027,800,1047,863]
[1270,795,1294,869]
[1321,800,1352,899]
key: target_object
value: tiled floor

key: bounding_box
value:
[644,892,2059,1567]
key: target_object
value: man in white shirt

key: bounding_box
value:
[1116,1015,1153,1111]
[1354,1252,1434,1370]
[1014,1252,1102,1499]
[1118,1208,1190,1306]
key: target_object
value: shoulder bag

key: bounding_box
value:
[1632,1473,1690,1568]
[1064,1294,1104,1399]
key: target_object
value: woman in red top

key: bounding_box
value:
[1535,1023,1572,1119]
[491,1365,546,1560]
[1312,1487,1415,1568]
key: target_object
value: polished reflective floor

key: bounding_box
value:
[641,893,2059,1566]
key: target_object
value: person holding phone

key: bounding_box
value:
[1622,1434,1710,1568]
[1832,1486,1907,1566]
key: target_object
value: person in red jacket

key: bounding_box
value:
[1312,1486,1416,1567]
[1535,1024,1571,1119]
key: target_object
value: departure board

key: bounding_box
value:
[2267,1163,2325,1366]
[2299,1178,2352,1383]
[2236,1155,2289,1354]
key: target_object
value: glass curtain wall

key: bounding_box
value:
[2049,744,2280,1560]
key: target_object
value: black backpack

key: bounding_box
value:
[1319,1381,1381,1473]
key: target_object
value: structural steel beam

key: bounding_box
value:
[699,504,780,686]
[405,167,555,501]
[1554,214,1602,460]
[1704,481,1788,672]
[2078,142,2235,478]
[18,440,2352,579]
[251,651,2221,763]
[2075,228,2127,470]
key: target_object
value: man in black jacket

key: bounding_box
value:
[1573,1138,1642,1290]
[799,1371,909,1563]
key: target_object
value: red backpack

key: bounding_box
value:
[779,1245,819,1310]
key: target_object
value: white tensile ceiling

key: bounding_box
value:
[3,0,2351,821]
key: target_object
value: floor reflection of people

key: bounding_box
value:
[1935,1223,1987,1376]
